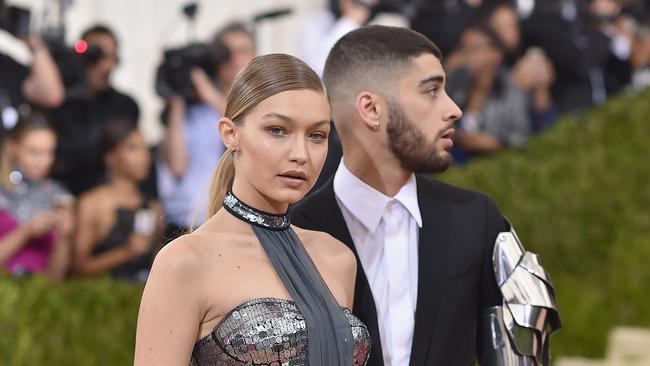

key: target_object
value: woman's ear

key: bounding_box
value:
[219,117,238,150]
[104,150,117,170]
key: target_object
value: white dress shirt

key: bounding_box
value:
[333,160,421,366]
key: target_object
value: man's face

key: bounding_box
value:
[218,31,255,89]
[385,53,462,173]
[85,33,119,93]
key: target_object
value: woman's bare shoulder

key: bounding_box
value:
[77,185,111,208]
[293,226,356,266]
[152,229,256,276]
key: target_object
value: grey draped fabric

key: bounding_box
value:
[252,225,355,365]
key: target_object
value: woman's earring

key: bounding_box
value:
[373,121,380,130]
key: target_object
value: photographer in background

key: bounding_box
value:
[411,0,490,56]
[157,22,255,240]
[298,0,379,76]
[49,24,140,196]
[0,0,64,139]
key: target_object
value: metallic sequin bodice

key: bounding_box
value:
[191,298,371,366]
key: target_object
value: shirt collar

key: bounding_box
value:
[333,159,422,233]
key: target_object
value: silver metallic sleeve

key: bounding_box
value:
[479,223,561,366]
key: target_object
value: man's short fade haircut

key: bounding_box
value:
[323,25,442,102]
[81,24,118,47]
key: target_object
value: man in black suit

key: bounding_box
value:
[291,25,559,365]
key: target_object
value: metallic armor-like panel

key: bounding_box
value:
[480,223,561,366]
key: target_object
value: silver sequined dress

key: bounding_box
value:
[191,297,371,366]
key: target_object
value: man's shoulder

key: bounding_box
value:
[294,178,335,208]
[104,88,139,115]
[290,178,338,228]
[416,174,495,205]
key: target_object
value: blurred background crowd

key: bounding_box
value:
[0,0,648,290]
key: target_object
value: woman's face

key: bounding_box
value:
[489,6,520,52]
[12,129,57,181]
[230,89,330,209]
[459,29,504,73]
[107,130,151,182]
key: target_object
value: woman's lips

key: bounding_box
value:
[278,170,307,187]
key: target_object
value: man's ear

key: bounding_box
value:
[219,117,238,150]
[355,91,385,131]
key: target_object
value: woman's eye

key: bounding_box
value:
[267,126,287,135]
[309,131,328,141]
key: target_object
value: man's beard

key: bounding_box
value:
[386,98,452,173]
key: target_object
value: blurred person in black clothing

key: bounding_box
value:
[447,24,531,162]
[519,0,596,113]
[0,0,64,139]
[583,0,634,96]
[520,0,635,112]
[49,24,140,196]
[487,2,557,132]
[411,0,495,55]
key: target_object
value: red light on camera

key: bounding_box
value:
[74,40,88,54]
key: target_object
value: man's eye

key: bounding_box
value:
[428,88,439,98]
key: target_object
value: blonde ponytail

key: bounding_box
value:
[206,151,235,218]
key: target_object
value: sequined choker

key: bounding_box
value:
[223,191,290,231]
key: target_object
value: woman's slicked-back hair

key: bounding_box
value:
[206,53,325,218]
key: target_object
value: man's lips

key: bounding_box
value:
[441,128,455,139]
[439,128,455,149]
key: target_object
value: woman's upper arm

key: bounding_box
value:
[343,247,357,309]
[134,238,204,365]
[73,196,98,265]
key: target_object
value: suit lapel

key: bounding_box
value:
[409,175,451,366]
[296,178,384,365]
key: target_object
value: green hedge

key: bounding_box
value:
[1,90,649,364]
[0,275,143,365]
[441,89,650,358]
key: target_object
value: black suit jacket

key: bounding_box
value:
[291,174,507,365]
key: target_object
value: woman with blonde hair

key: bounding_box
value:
[134,53,371,365]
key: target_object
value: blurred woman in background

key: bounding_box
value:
[73,118,161,282]
[0,112,74,281]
